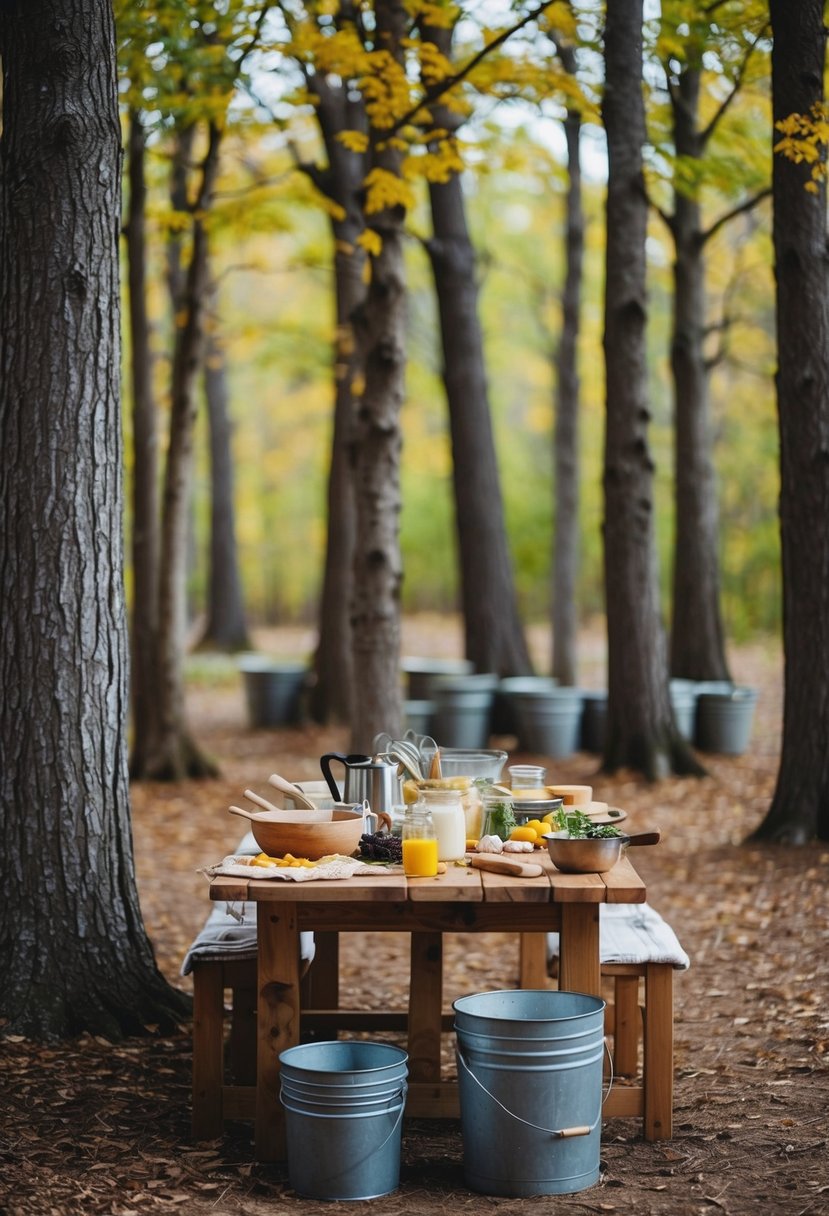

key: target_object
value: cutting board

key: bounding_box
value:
[471,855,544,878]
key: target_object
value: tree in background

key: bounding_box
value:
[654,0,770,682]
[753,0,829,843]
[601,0,701,779]
[419,12,533,678]
[0,0,188,1035]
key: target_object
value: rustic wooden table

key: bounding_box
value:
[209,851,647,1162]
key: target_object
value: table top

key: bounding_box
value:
[209,850,646,906]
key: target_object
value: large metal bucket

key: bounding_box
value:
[279,1040,408,1201]
[454,990,606,1197]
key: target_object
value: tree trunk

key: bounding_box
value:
[753,0,829,843]
[125,109,162,776]
[349,0,409,751]
[668,65,731,682]
[422,22,532,679]
[307,67,367,725]
[142,125,223,780]
[196,272,251,653]
[552,66,584,688]
[0,0,189,1037]
[601,0,702,780]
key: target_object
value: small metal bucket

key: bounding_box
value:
[454,990,607,1197]
[279,1040,408,1201]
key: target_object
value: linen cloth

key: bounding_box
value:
[547,902,690,969]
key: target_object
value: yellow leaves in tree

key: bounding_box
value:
[774,103,829,192]
[357,228,383,256]
[337,129,369,154]
[363,167,414,215]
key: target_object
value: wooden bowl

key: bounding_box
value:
[240,808,364,860]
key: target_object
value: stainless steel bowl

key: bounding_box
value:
[544,830,660,873]
[512,797,564,824]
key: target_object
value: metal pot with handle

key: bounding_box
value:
[320,752,403,817]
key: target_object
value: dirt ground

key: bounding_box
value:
[2,618,828,1216]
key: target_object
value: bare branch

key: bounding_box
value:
[701,187,772,246]
[699,24,769,148]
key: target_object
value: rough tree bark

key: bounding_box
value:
[601,0,701,779]
[138,124,223,780]
[304,50,367,725]
[551,35,583,688]
[196,271,251,653]
[422,19,533,679]
[125,109,161,776]
[349,0,409,750]
[752,0,829,843]
[0,0,189,1036]
[667,55,731,682]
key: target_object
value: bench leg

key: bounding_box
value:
[643,963,673,1140]
[613,974,641,1077]
[192,964,225,1139]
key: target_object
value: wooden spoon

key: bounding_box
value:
[267,773,318,810]
[244,787,283,814]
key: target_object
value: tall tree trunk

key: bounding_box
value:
[422,21,532,679]
[668,64,730,682]
[753,0,829,843]
[196,271,251,653]
[552,55,584,687]
[307,64,367,725]
[125,109,161,776]
[0,0,189,1037]
[349,0,409,750]
[601,0,701,780]
[143,124,223,780]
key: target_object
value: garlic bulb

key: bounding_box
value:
[503,840,535,853]
[476,834,504,854]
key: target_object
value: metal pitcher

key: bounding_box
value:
[320,752,403,816]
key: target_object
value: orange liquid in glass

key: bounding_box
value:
[402,837,439,877]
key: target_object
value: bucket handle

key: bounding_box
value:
[279,1084,407,1161]
[455,1042,613,1139]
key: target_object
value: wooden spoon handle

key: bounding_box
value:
[244,788,283,814]
[267,773,317,810]
[229,805,256,821]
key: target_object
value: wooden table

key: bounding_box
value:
[209,851,646,1162]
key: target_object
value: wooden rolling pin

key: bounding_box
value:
[471,855,544,878]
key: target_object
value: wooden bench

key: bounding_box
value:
[520,902,689,1140]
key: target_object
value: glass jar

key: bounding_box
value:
[508,764,548,790]
[414,789,466,862]
[479,789,516,841]
[401,806,439,876]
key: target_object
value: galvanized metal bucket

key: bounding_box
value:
[279,1040,408,1201]
[454,989,607,1197]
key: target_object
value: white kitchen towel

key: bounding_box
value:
[547,902,690,969]
[180,901,316,975]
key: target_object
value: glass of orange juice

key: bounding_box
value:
[402,807,439,877]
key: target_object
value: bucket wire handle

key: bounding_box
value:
[279,1084,407,1164]
[455,1042,614,1139]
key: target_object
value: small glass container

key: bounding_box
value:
[479,789,516,841]
[401,806,439,876]
[508,764,548,790]
[415,789,466,861]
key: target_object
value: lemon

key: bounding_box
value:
[509,826,537,843]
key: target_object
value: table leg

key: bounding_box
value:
[518,933,551,988]
[408,932,443,1083]
[256,901,300,1162]
[559,903,601,997]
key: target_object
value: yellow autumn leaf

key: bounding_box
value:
[336,129,369,154]
[357,228,382,256]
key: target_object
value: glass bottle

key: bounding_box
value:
[479,788,516,841]
[401,805,439,876]
[415,789,466,861]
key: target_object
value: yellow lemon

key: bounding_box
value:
[509,826,537,843]
[526,819,547,837]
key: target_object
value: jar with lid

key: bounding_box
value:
[508,764,547,791]
[414,788,466,861]
[479,788,516,841]
[401,805,439,876]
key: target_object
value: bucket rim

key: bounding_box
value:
[279,1038,409,1075]
[453,989,606,1023]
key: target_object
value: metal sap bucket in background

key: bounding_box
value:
[453,990,606,1197]
[279,1040,408,1201]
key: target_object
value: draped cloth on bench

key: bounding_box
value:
[547,902,690,968]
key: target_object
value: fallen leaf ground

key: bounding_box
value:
[2,618,828,1216]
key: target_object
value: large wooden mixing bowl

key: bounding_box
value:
[231,807,364,860]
